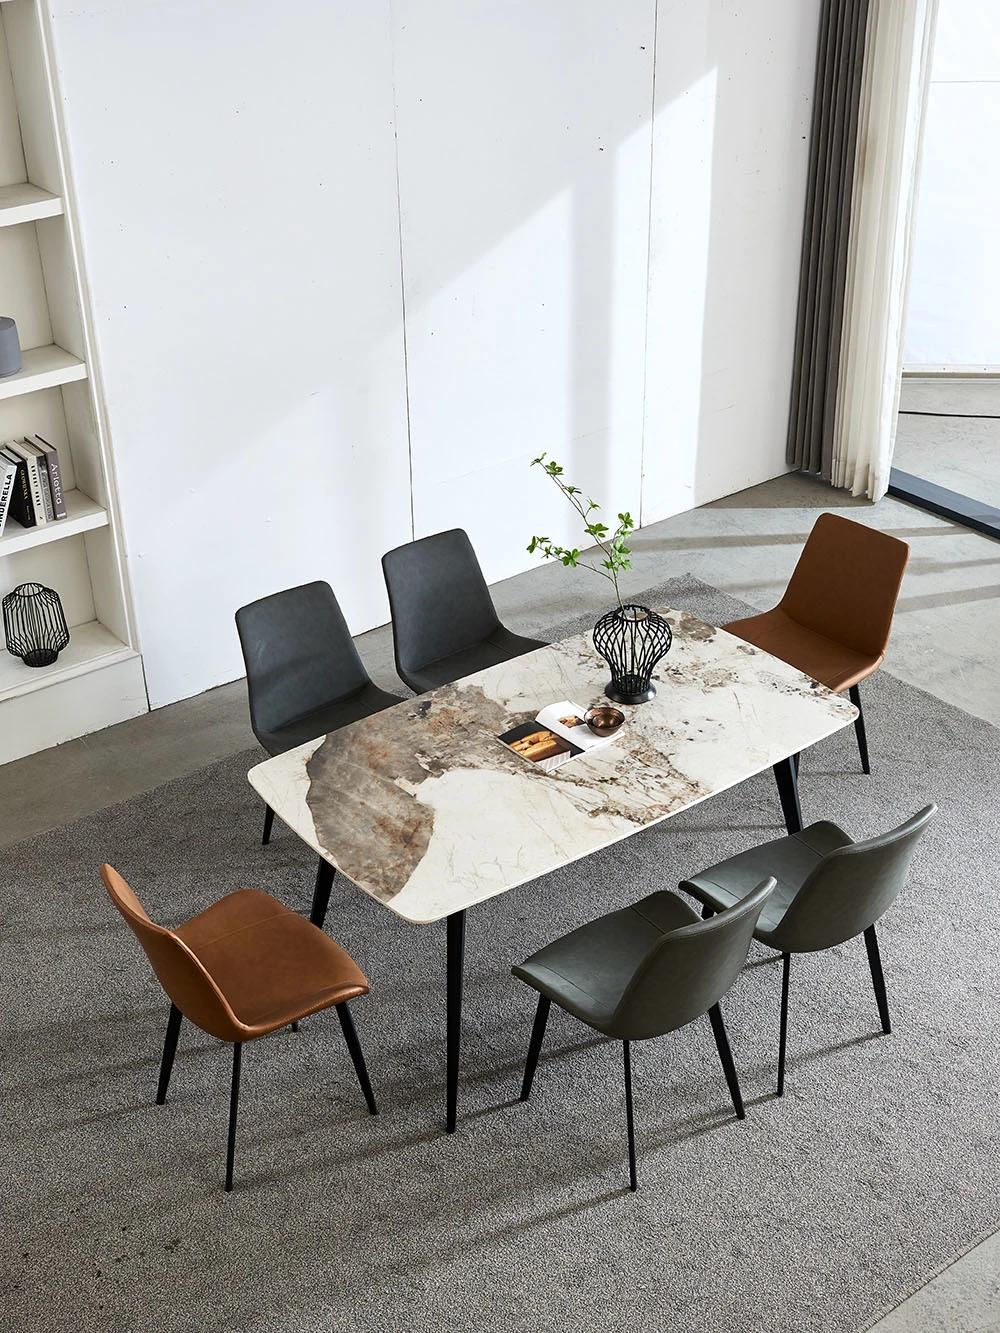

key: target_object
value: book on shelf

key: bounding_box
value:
[0,445,33,529]
[31,441,54,522]
[0,452,17,536]
[1,436,71,530]
[5,439,49,526]
[498,700,616,773]
[32,435,68,519]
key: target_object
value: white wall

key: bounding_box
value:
[46,0,821,708]
[642,1,820,522]
[904,0,1000,369]
[47,0,412,707]
[394,1,655,579]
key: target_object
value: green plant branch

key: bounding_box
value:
[527,454,634,608]
[528,540,619,591]
[548,471,617,568]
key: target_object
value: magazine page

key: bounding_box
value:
[535,701,611,752]
[497,720,582,773]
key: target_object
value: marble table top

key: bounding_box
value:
[248,608,857,924]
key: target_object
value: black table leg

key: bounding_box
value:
[849,683,872,774]
[310,858,335,928]
[446,909,466,1133]
[772,756,803,834]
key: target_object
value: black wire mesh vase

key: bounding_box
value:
[3,582,70,668]
[593,603,672,705]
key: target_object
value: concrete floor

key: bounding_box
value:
[868,1229,1000,1333]
[895,377,1000,508]
[3,451,1000,1331]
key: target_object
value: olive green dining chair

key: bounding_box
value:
[680,804,936,1095]
[512,877,775,1192]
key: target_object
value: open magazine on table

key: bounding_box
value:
[498,700,615,773]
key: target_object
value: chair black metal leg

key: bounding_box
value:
[290,1021,299,1033]
[708,1003,745,1120]
[701,903,716,920]
[261,804,275,846]
[309,859,335,928]
[519,995,551,1101]
[772,756,803,834]
[849,683,872,774]
[777,952,791,1096]
[156,1003,182,1105]
[445,909,466,1133]
[623,1040,637,1192]
[792,751,801,777]
[336,1002,378,1115]
[225,1042,242,1193]
[864,924,891,1034]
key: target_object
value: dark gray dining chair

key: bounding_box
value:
[680,804,936,1096]
[236,581,402,844]
[512,877,776,1191]
[381,528,546,693]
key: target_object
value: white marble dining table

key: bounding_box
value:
[248,606,857,1131]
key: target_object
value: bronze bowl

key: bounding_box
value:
[584,704,626,738]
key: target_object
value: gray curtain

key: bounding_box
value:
[787,0,870,478]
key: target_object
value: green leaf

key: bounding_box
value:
[528,456,634,592]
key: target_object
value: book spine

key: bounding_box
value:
[35,452,55,522]
[20,447,48,525]
[5,452,34,528]
[0,460,16,536]
[34,436,67,519]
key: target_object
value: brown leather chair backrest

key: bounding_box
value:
[102,864,243,1041]
[779,512,909,660]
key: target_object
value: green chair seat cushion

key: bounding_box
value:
[512,890,700,1034]
[680,821,853,945]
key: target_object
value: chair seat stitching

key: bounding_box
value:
[181,904,303,950]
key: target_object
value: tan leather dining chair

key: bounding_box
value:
[724,513,908,773]
[102,864,377,1191]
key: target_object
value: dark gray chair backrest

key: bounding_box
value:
[611,878,776,1040]
[235,581,369,745]
[772,804,936,953]
[382,529,501,677]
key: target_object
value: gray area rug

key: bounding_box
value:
[3,575,998,1333]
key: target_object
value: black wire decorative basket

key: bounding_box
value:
[593,603,672,705]
[3,582,70,668]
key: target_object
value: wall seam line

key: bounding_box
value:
[638,0,659,530]
[388,1,415,541]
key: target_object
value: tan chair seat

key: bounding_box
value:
[724,607,882,693]
[102,864,377,1192]
[176,888,367,1035]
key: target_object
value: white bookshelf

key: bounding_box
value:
[0,488,107,555]
[0,0,147,764]
[0,180,60,225]
[0,343,85,398]
[0,618,130,701]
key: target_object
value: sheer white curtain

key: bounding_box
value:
[831,0,939,499]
